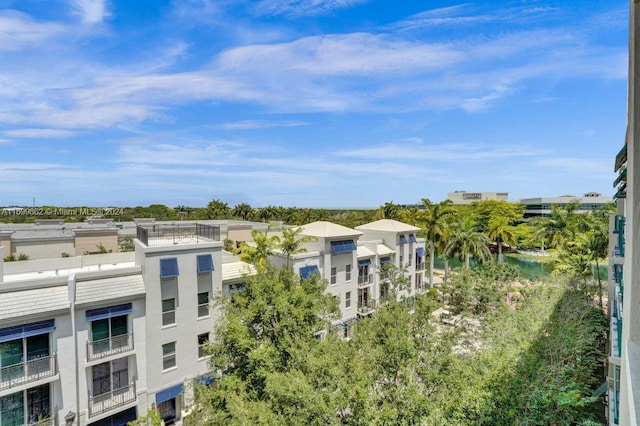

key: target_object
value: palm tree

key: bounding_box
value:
[486,215,516,263]
[232,203,254,221]
[376,201,400,220]
[419,199,454,287]
[235,227,280,272]
[279,227,317,269]
[206,199,231,220]
[444,215,491,268]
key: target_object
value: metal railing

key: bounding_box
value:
[28,415,55,426]
[357,299,377,315]
[137,223,220,246]
[357,274,373,287]
[415,262,426,271]
[87,332,134,362]
[0,354,57,391]
[89,382,136,418]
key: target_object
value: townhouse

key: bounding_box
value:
[0,223,254,426]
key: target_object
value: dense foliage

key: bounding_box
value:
[189,265,606,425]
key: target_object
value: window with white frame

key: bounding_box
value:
[331,267,337,285]
[197,292,209,318]
[345,291,351,308]
[198,333,209,359]
[162,342,176,371]
[162,299,176,326]
[346,264,352,281]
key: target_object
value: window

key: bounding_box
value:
[198,293,209,318]
[409,234,417,243]
[93,357,128,396]
[299,265,319,280]
[400,255,404,266]
[91,314,128,354]
[162,299,176,326]
[198,333,209,359]
[162,342,176,371]
[330,267,337,285]
[399,234,408,245]
[160,258,179,279]
[345,291,351,308]
[197,254,214,274]
[1,384,51,425]
[346,264,352,281]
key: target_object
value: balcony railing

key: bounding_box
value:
[28,415,55,426]
[0,354,57,391]
[89,382,136,418]
[87,332,134,362]
[357,300,377,315]
[357,274,373,287]
[415,262,426,271]
[137,223,220,246]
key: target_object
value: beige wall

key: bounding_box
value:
[227,227,253,247]
[12,239,75,259]
[75,233,119,255]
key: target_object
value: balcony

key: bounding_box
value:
[87,332,134,362]
[28,415,55,426]
[89,382,137,418]
[415,262,426,271]
[357,274,373,287]
[0,354,57,392]
[357,300,377,316]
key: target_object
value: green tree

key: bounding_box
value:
[232,203,254,221]
[444,215,491,268]
[486,215,516,263]
[235,227,280,272]
[206,199,231,220]
[419,199,454,286]
[119,235,135,252]
[279,227,317,269]
[192,266,340,424]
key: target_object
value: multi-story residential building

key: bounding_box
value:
[606,2,638,425]
[0,223,255,426]
[270,220,428,335]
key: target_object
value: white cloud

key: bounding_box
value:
[255,0,367,17]
[0,10,64,50]
[69,0,110,24]
[4,129,77,138]
[217,120,308,130]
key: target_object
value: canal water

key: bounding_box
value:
[434,255,608,280]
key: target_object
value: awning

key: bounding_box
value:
[198,373,216,386]
[358,259,372,266]
[86,303,132,321]
[0,320,55,343]
[331,240,357,254]
[409,234,418,243]
[299,265,320,279]
[380,257,391,265]
[399,235,408,244]
[156,383,184,404]
[592,381,608,398]
[416,247,426,257]
[160,258,179,278]
[197,254,214,273]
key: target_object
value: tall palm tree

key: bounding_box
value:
[419,199,454,287]
[235,227,280,272]
[279,227,317,269]
[486,215,516,263]
[444,215,492,268]
[232,203,254,221]
[206,199,231,220]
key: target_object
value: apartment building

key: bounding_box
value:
[606,2,639,425]
[0,223,255,426]
[270,220,427,335]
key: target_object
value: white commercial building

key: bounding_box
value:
[446,191,508,205]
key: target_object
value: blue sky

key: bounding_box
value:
[0,0,628,208]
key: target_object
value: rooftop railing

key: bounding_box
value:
[136,223,220,246]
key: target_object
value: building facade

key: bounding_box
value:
[520,193,613,219]
[446,191,509,205]
[606,2,639,425]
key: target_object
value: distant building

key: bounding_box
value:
[446,191,509,205]
[519,193,613,218]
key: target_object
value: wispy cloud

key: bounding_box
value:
[217,120,308,130]
[4,129,77,138]
[255,0,368,17]
[0,10,64,50]
[68,0,110,24]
